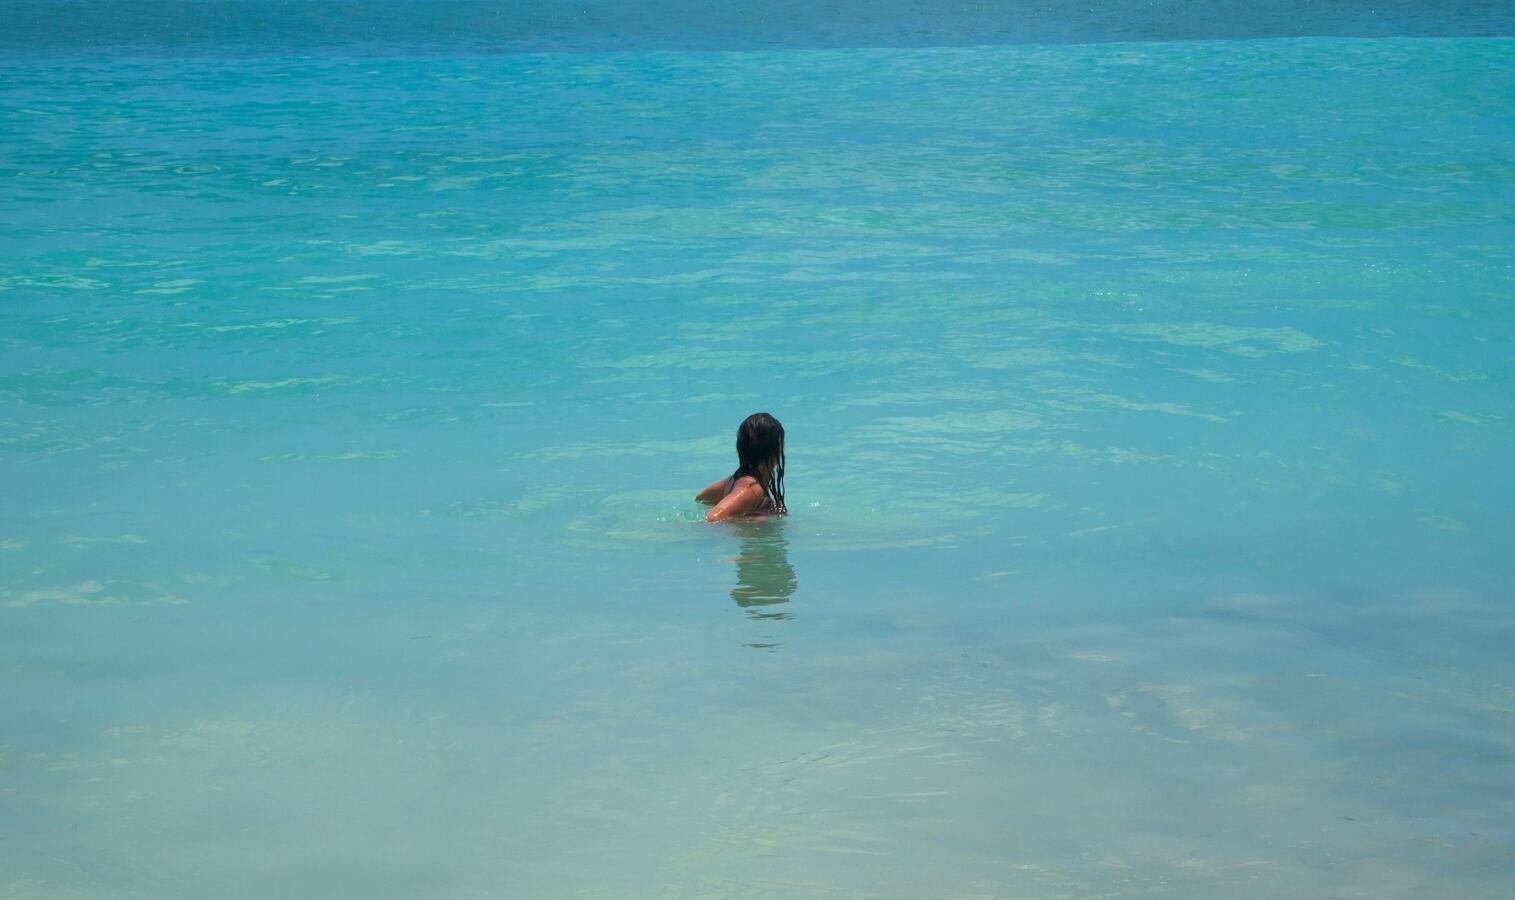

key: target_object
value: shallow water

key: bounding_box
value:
[3,6,1515,898]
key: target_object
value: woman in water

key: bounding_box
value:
[697,412,787,522]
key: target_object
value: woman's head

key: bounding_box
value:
[734,412,786,513]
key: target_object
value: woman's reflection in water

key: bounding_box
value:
[727,518,797,650]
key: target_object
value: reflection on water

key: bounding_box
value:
[726,519,797,650]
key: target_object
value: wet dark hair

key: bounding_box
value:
[732,412,786,514]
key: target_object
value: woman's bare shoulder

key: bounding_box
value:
[706,477,765,522]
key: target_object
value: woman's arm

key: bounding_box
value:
[706,478,766,522]
[695,478,729,505]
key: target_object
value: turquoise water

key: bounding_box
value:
[4,9,1515,898]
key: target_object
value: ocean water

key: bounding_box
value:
[3,4,1514,898]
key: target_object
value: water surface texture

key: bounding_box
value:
[3,5,1514,898]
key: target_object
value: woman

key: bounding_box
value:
[696,412,787,522]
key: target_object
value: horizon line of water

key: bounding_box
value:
[4,0,1513,58]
